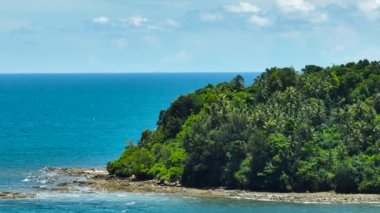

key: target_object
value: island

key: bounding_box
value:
[107,59,380,194]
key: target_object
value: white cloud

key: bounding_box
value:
[276,0,315,13]
[275,0,329,23]
[165,19,180,28]
[358,0,380,20]
[123,16,148,27]
[248,15,272,26]
[225,2,261,14]
[310,0,348,8]
[225,1,271,26]
[93,16,110,25]
[118,17,178,31]
[199,13,224,22]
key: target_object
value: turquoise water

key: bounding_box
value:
[0,73,257,190]
[0,73,379,212]
[1,193,379,213]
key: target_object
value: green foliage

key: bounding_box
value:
[334,154,379,193]
[108,60,380,193]
[107,146,154,179]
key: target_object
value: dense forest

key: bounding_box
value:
[107,60,380,193]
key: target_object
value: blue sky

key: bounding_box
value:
[0,0,379,73]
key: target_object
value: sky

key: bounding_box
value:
[0,0,379,73]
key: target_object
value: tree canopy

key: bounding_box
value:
[107,60,380,193]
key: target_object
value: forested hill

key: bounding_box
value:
[107,60,380,193]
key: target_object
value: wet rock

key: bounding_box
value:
[129,175,136,181]
[57,182,69,187]
[163,181,177,187]
[0,192,35,199]
[155,179,165,185]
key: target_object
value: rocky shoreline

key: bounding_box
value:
[2,167,380,204]
[38,168,380,204]
[0,192,35,199]
[88,178,380,204]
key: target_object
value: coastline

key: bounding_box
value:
[90,178,380,204]
[3,167,377,204]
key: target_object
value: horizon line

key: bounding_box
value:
[0,71,262,75]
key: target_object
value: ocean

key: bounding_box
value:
[0,73,379,212]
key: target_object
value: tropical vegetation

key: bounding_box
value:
[107,60,380,193]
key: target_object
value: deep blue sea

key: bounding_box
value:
[0,73,379,212]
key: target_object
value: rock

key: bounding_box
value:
[129,175,136,181]
[0,192,35,199]
[229,191,239,197]
[163,181,177,186]
[155,179,164,185]
[57,182,69,187]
